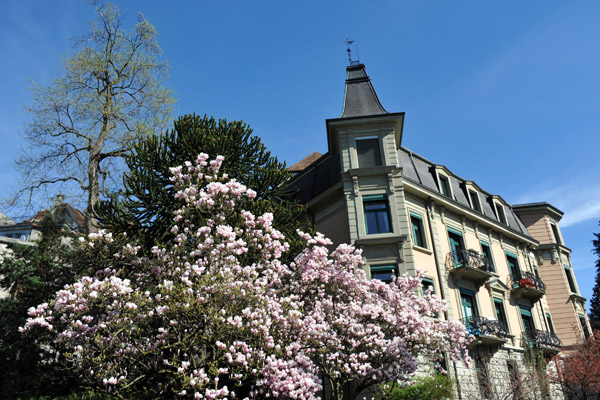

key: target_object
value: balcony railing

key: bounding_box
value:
[447,249,495,272]
[462,316,509,339]
[522,329,562,349]
[511,271,547,292]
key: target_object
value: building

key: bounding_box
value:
[289,62,591,399]
[0,203,85,299]
[0,203,85,242]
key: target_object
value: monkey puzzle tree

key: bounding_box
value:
[95,114,308,261]
[13,2,174,232]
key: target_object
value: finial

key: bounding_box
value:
[345,35,360,66]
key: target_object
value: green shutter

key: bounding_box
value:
[505,250,518,259]
[363,194,387,201]
[519,305,532,317]
[447,226,463,236]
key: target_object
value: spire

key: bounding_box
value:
[339,63,388,118]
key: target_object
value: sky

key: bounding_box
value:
[0,1,599,310]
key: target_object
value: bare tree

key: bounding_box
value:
[12,1,174,232]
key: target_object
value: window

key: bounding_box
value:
[448,228,465,266]
[410,212,426,248]
[370,265,398,284]
[520,305,535,332]
[438,175,451,197]
[579,315,590,339]
[480,241,495,271]
[495,203,507,225]
[494,298,508,327]
[546,313,555,334]
[363,195,392,234]
[550,222,562,244]
[460,289,478,320]
[563,265,577,293]
[422,278,435,296]
[506,252,521,282]
[469,190,482,212]
[356,136,381,168]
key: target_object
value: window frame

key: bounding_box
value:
[480,241,495,272]
[422,277,435,296]
[363,195,392,235]
[505,251,521,282]
[579,314,590,339]
[550,222,562,245]
[468,189,482,213]
[493,297,509,329]
[410,212,427,249]
[563,264,578,294]
[438,174,452,198]
[370,264,398,284]
[495,202,507,225]
[546,312,556,334]
[355,135,382,168]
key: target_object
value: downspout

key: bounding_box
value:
[426,197,447,315]
[426,197,462,399]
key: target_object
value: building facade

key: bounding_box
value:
[289,62,591,399]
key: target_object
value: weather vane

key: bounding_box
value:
[345,35,360,65]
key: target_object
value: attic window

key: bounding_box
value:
[495,203,507,225]
[355,136,382,168]
[438,175,451,198]
[468,190,481,212]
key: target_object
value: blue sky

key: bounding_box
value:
[1,1,599,310]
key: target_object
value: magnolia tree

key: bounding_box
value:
[21,155,471,400]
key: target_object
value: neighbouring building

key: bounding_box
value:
[288,61,591,399]
[0,203,85,299]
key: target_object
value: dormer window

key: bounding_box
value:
[495,203,507,225]
[438,175,451,198]
[355,136,382,168]
[468,190,482,212]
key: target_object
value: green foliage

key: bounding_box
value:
[0,214,84,399]
[95,114,310,261]
[386,374,454,400]
[589,227,600,328]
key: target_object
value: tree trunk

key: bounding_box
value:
[86,153,100,234]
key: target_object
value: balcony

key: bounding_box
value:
[510,271,546,302]
[447,249,494,285]
[462,316,509,347]
[522,329,561,354]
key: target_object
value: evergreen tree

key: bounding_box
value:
[95,114,309,261]
[0,214,85,398]
[589,226,600,328]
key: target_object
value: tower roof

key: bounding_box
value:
[339,64,388,118]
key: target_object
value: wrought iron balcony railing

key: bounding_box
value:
[511,271,547,292]
[522,329,562,349]
[447,249,495,273]
[462,316,509,339]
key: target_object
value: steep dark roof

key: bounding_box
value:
[339,64,388,118]
[288,155,341,204]
[398,147,532,238]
